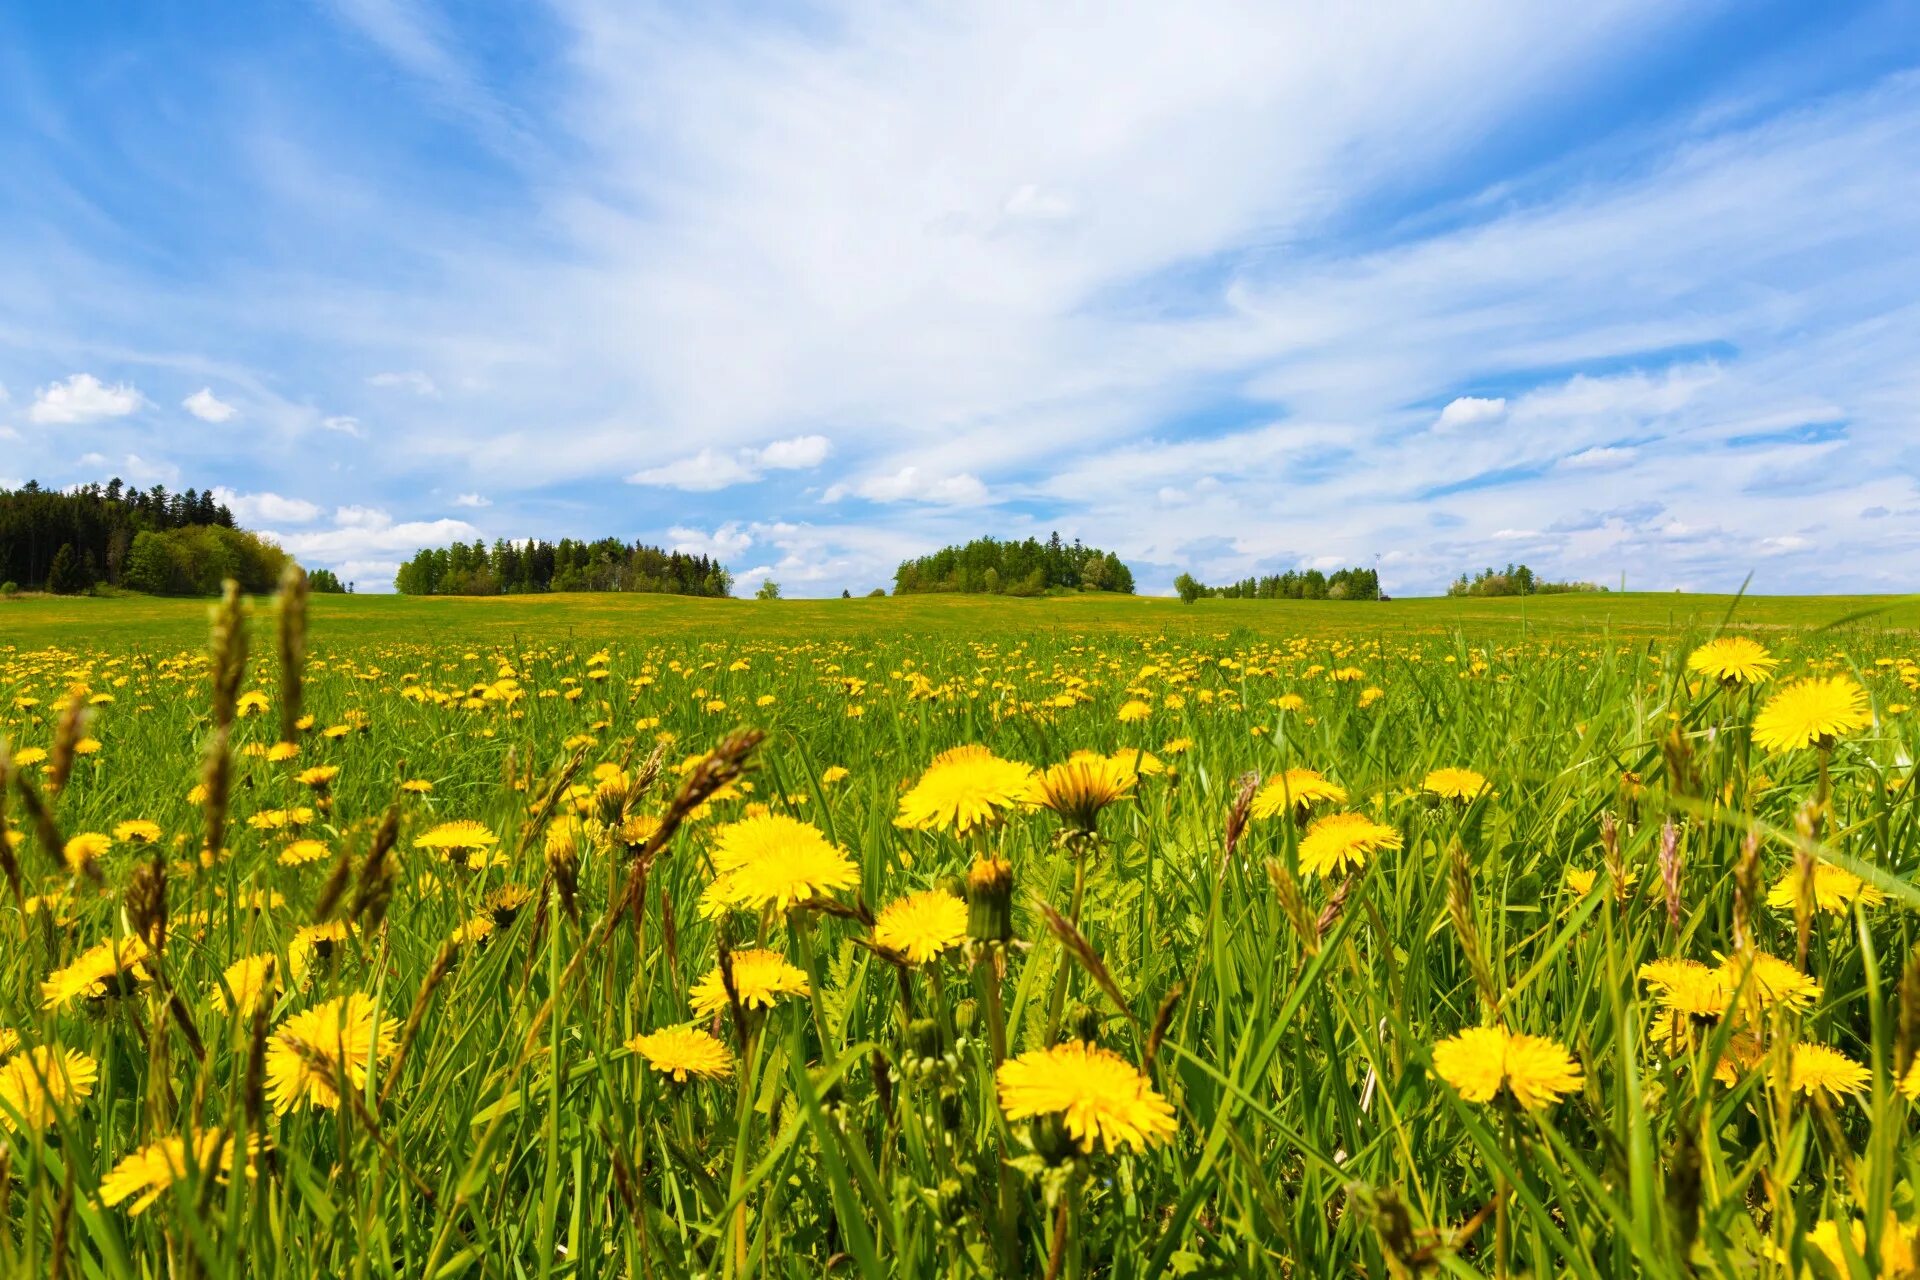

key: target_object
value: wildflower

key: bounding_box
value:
[872,889,968,964]
[1250,769,1347,820]
[42,936,150,1009]
[995,1041,1176,1152]
[401,778,433,794]
[627,1026,734,1083]
[1766,860,1886,915]
[236,691,269,717]
[1718,951,1822,1012]
[295,765,339,789]
[1421,767,1489,801]
[1025,755,1135,834]
[1784,1217,1920,1278]
[895,745,1034,835]
[265,993,399,1113]
[1116,700,1152,723]
[1686,637,1778,686]
[62,831,111,872]
[966,856,1016,946]
[1296,811,1402,879]
[415,819,499,854]
[266,741,301,763]
[701,813,857,915]
[820,765,850,785]
[212,954,279,1015]
[485,883,535,924]
[11,746,47,767]
[1784,1043,1869,1099]
[1430,1025,1583,1109]
[113,819,162,844]
[99,1130,257,1214]
[279,838,330,867]
[289,921,353,983]
[689,948,811,1019]
[246,807,313,831]
[0,1045,99,1131]
[1752,675,1872,752]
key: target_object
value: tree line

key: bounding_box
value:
[393,538,733,597]
[1174,566,1381,603]
[1446,563,1605,597]
[1,479,288,596]
[893,534,1135,596]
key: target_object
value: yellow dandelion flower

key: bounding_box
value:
[995,1041,1176,1153]
[700,813,857,915]
[0,1045,99,1132]
[1430,1026,1582,1109]
[279,838,331,867]
[400,778,434,794]
[295,765,339,789]
[113,819,162,844]
[1116,699,1152,723]
[1686,636,1778,686]
[820,765,850,785]
[11,746,48,768]
[1025,755,1135,833]
[627,1026,734,1083]
[415,819,499,853]
[872,889,968,964]
[41,936,150,1009]
[264,993,399,1113]
[1767,860,1886,915]
[1752,675,1872,752]
[1785,1043,1869,1099]
[689,948,810,1019]
[894,745,1034,836]
[1296,811,1402,879]
[1250,769,1347,819]
[63,831,111,871]
[266,741,301,763]
[1421,767,1489,801]
[99,1129,257,1215]
[236,691,270,717]
[288,921,354,984]
[1716,951,1822,1012]
[212,954,279,1015]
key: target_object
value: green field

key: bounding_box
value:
[1,588,1917,1276]
[7,587,1920,648]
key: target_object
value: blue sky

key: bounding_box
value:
[3,1,1918,596]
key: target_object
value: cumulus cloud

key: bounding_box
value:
[668,522,754,559]
[628,435,833,491]
[211,487,324,524]
[183,387,238,422]
[452,492,492,507]
[1434,396,1508,431]
[261,507,486,580]
[30,374,143,424]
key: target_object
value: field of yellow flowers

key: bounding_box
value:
[2,576,1919,1278]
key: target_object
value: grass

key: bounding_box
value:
[1,586,1917,1276]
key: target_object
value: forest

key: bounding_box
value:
[0,479,287,595]
[891,533,1134,595]
[392,537,733,597]
[1173,566,1381,602]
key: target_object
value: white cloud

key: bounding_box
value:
[320,415,365,437]
[668,522,754,559]
[182,387,237,422]
[368,370,439,396]
[628,434,834,490]
[1759,534,1810,555]
[262,510,487,582]
[30,374,143,424]
[211,487,323,524]
[1560,445,1639,470]
[452,492,492,507]
[333,504,394,529]
[1434,396,1507,431]
[117,453,180,486]
[848,467,990,506]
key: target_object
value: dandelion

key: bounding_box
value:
[1296,811,1402,879]
[1687,636,1778,686]
[289,921,353,983]
[265,993,400,1113]
[1116,699,1152,723]
[1025,755,1135,833]
[1421,767,1489,801]
[701,813,857,915]
[872,889,968,964]
[212,953,279,1015]
[820,765,850,785]
[1784,1043,1869,1099]
[99,1130,257,1214]
[279,838,330,867]
[0,1045,99,1131]
[113,819,162,844]
[627,1026,734,1083]
[1766,860,1885,915]
[62,831,111,872]
[266,741,301,763]
[1752,675,1872,752]
[1786,1217,1920,1278]
[895,745,1034,835]
[295,764,339,790]
[996,1041,1177,1152]
[415,819,499,854]
[689,948,811,1019]
[1250,768,1347,820]
[1430,1025,1583,1109]
[42,935,150,1009]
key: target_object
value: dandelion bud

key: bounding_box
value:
[545,822,581,921]
[965,857,1015,947]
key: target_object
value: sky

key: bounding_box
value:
[3,1,1919,597]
